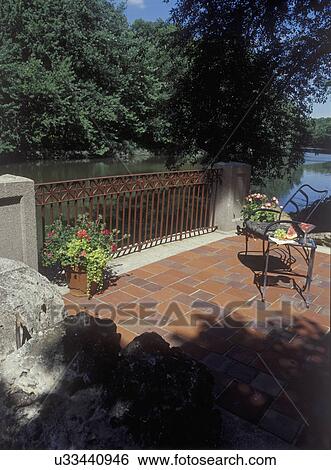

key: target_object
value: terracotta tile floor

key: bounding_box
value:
[63,235,330,449]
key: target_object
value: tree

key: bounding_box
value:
[166,0,331,180]
[130,20,185,151]
[0,0,142,158]
[308,118,331,149]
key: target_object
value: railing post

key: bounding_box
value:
[0,174,38,270]
[211,162,251,232]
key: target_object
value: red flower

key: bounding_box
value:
[111,243,117,253]
[77,229,90,240]
[80,250,87,257]
[102,229,111,236]
[47,230,55,238]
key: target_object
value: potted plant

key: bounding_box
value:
[43,215,120,297]
[241,193,281,222]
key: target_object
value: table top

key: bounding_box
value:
[268,236,316,249]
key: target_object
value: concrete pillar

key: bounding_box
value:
[0,174,38,270]
[213,162,251,232]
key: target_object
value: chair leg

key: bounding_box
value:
[286,245,293,271]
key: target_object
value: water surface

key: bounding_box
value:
[0,156,177,183]
[1,152,330,203]
[256,152,331,204]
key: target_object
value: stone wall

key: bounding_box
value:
[213,162,251,231]
[0,174,38,270]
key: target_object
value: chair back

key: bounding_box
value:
[281,185,328,222]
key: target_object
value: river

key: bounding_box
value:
[0,152,330,203]
[256,152,331,204]
[0,155,180,183]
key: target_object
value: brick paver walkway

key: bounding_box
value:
[64,236,330,449]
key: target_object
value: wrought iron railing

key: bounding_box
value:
[35,169,221,254]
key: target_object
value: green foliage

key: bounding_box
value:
[0,0,176,158]
[128,19,184,150]
[241,193,280,222]
[0,0,329,178]
[43,215,120,293]
[166,0,331,181]
[308,118,331,149]
[0,0,185,159]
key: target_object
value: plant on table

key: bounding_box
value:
[241,193,280,222]
[43,215,120,295]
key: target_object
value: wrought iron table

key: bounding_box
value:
[261,236,317,308]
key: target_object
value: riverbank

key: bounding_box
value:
[303,147,331,154]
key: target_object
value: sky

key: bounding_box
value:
[124,0,330,118]
[125,0,175,23]
[312,99,331,118]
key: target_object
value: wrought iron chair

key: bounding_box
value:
[243,184,328,305]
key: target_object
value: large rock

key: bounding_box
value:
[0,318,221,450]
[0,313,129,449]
[0,258,65,361]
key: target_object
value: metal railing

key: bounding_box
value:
[35,169,221,254]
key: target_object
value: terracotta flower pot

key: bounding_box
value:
[66,267,88,297]
[66,267,100,298]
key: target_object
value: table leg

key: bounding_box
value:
[262,242,270,302]
[305,246,316,295]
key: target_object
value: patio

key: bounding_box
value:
[63,235,330,449]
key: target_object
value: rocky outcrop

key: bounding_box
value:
[0,313,129,449]
[0,315,221,449]
[0,258,65,361]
